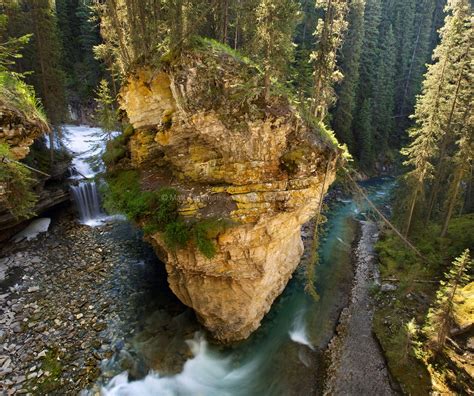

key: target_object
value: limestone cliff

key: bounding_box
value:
[0,100,48,159]
[117,42,342,342]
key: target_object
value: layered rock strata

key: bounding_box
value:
[118,45,342,342]
[0,102,47,159]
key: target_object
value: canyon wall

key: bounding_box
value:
[0,102,47,159]
[118,43,342,342]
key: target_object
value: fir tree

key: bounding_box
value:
[373,22,396,152]
[252,0,301,101]
[351,0,381,167]
[401,0,472,236]
[424,249,472,352]
[311,0,349,121]
[355,98,374,170]
[28,0,67,164]
[331,0,364,152]
[94,79,117,141]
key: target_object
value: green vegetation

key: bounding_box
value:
[374,214,474,394]
[102,170,233,258]
[0,143,37,219]
[0,71,47,125]
[32,348,63,393]
[400,0,472,237]
[94,79,118,139]
[424,249,472,352]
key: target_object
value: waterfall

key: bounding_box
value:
[64,125,115,226]
[70,181,104,226]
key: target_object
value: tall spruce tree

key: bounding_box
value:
[252,0,301,101]
[352,0,381,169]
[311,0,349,121]
[401,0,472,236]
[373,22,396,153]
[29,0,67,164]
[331,0,364,152]
[424,249,472,352]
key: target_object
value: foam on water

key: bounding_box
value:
[289,311,314,350]
[102,333,263,396]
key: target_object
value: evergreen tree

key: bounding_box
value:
[0,13,31,73]
[401,0,472,236]
[311,0,349,121]
[373,22,396,152]
[251,0,301,101]
[394,0,436,143]
[355,98,374,170]
[424,249,472,352]
[351,0,381,167]
[28,0,67,164]
[57,0,102,106]
[94,79,117,140]
[331,0,364,152]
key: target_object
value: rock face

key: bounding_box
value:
[118,43,341,342]
[0,102,48,159]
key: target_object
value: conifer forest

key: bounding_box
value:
[0,0,472,395]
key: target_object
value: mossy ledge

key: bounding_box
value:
[106,39,343,343]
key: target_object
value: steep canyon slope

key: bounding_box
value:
[115,42,343,342]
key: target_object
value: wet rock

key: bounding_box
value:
[380,283,397,292]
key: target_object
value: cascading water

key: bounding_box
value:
[64,125,113,226]
[70,181,103,225]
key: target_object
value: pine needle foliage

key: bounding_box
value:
[423,249,472,352]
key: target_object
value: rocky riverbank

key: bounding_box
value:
[0,209,198,395]
[323,220,399,395]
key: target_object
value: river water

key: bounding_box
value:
[61,125,395,395]
[98,182,395,395]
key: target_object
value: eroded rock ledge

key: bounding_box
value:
[0,101,47,160]
[118,43,342,342]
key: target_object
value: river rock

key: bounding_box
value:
[381,283,397,292]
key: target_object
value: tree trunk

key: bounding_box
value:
[426,56,467,221]
[404,181,419,237]
[440,168,463,238]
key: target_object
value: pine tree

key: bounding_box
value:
[355,98,374,170]
[0,14,31,73]
[352,0,381,167]
[94,79,117,141]
[251,0,301,101]
[424,249,472,352]
[57,0,102,105]
[372,22,396,152]
[331,0,364,152]
[440,112,473,237]
[28,0,67,165]
[311,0,349,121]
[394,0,436,144]
[401,0,472,236]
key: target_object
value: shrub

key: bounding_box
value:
[102,169,234,258]
[192,218,233,259]
[164,220,191,249]
[0,143,37,218]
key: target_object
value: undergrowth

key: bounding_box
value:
[0,71,47,125]
[0,143,37,218]
[373,214,474,394]
[102,169,233,258]
[101,124,134,166]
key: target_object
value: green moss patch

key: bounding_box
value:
[102,170,234,258]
